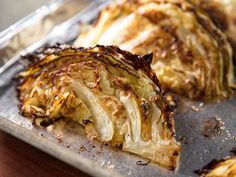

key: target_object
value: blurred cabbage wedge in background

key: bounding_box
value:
[189,0,236,52]
[74,0,235,100]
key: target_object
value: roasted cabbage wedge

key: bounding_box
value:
[196,157,236,177]
[16,45,180,169]
[74,0,235,99]
[189,0,236,52]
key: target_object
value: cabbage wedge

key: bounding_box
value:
[197,157,236,177]
[16,45,180,169]
[189,0,236,52]
[74,0,235,99]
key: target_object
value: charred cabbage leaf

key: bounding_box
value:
[189,0,236,52]
[196,157,236,177]
[16,45,180,169]
[74,0,235,99]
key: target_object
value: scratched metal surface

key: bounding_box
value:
[0,0,236,177]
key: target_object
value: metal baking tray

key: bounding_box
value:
[0,0,236,177]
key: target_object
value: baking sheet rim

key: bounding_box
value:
[0,117,122,177]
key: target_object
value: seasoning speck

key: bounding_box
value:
[136,160,150,165]
[79,145,86,152]
[199,102,204,107]
[191,105,200,112]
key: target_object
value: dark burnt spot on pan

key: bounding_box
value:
[230,147,236,155]
[194,159,220,175]
[194,157,235,176]
[201,116,225,139]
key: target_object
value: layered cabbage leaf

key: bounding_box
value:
[189,0,236,52]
